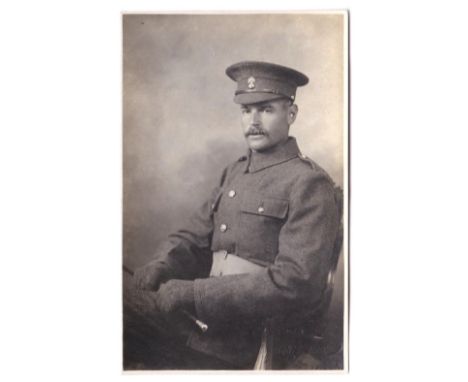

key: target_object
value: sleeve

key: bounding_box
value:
[193,170,340,326]
[148,167,228,281]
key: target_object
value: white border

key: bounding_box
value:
[3,1,468,381]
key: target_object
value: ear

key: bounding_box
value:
[287,104,299,125]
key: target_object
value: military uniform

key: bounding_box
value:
[147,136,341,367]
[125,61,342,369]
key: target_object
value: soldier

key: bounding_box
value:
[124,61,342,370]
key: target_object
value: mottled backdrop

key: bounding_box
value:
[123,14,345,278]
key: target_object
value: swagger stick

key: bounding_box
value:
[123,265,208,333]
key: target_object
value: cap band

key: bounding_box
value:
[235,89,294,100]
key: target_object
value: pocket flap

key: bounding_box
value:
[241,196,289,219]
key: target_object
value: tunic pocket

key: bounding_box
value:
[240,196,289,219]
[238,195,289,261]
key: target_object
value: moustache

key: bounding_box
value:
[245,127,267,137]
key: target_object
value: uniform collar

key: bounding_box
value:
[245,137,300,173]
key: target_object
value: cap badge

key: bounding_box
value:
[247,76,256,89]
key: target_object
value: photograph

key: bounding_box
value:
[4,1,468,380]
[122,12,348,371]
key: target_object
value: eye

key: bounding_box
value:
[263,107,273,113]
[241,107,250,114]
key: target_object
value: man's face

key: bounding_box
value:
[240,99,296,152]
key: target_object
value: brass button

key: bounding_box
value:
[228,190,236,198]
[258,206,265,213]
[220,224,227,232]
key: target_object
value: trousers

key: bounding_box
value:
[123,282,236,370]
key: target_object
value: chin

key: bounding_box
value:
[248,142,267,152]
[246,138,270,152]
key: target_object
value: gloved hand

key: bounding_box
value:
[155,279,195,315]
[133,260,170,291]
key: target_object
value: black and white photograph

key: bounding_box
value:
[122,12,348,371]
[4,1,468,380]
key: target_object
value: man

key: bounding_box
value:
[124,61,342,370]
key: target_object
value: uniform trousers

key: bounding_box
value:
[123,283,236,370]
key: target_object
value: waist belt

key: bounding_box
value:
[210,250,264,277]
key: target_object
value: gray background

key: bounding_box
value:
[123,14,345,274]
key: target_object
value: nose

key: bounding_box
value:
[250,109,261,125]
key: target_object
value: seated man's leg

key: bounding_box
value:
[123,284,235,370]
[123,284,190,369]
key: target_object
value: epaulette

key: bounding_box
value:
[297,152,317,170]
[297,152,336,186]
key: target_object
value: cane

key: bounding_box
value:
[123,265,208,333]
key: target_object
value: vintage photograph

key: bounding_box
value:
[123,12,348,371]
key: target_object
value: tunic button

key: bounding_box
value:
[220,224,227,232]
[228,190,236,198]
[258,206,265,213]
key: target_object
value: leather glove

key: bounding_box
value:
[133,260,170,291]
[155,279,195,315]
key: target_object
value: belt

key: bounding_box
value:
[210,250,264,277]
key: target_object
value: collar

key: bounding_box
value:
[245,137,300,173]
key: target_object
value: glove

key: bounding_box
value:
[133,260,170,291]
[155,279,195,315]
